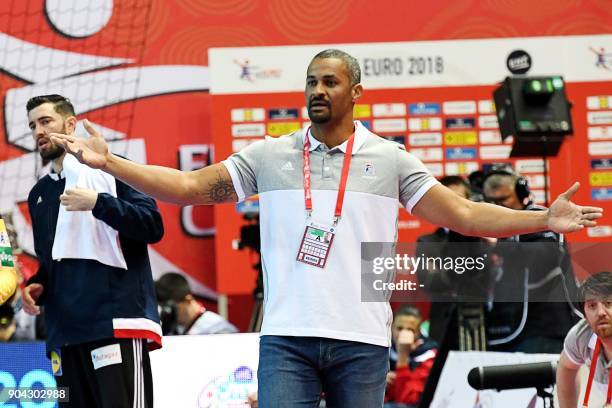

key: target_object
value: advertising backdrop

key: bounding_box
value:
[0,1,610,324]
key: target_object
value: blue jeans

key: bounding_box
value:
[258,336,389,408]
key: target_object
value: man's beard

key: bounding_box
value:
[593,318,612,339]
[307,101,332,124]
[39,124,66,161]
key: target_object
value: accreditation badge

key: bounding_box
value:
[296,222,335,268]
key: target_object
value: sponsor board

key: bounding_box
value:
[589,142,612,156]
[480,145,512,159]
[591,188,612,200]
[515,159,546,173]
[444,131,477,145]
[443,100,477,115]
[532,189,547,204]
[409,103,441,115]
[269,108,299,120]
[372,103,406,117]
[373,118,407,133]
[591,158,612,170]
[353,104,372,118]
[446,147,477,160]
[231,108,265,122]
[231,123,266,137]
[445,117,475,129]
[409,147,443,162]
[445,161,479,175]
[478,115,499,129]
[587,111,612,125]
[232,138,261,152]
[588,126,612,140]
[479,130,502,144]
[425,162,444,177]
[398,220,421,230]
[524,174,546,188]
[587,225,612,237]
[383,135,406,145]
[408,132,443,146]
[589,171,612,186]
[267,122,300,136]
[210,35,612,94]
[586,96,612,110]
[408,117,443,131]
[478,100,495,114]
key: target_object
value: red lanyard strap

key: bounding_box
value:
[582,338,612,407]
[303,128,355,224]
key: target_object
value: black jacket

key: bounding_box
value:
[27,170,164,353]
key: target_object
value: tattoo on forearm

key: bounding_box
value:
[206,169,236,203]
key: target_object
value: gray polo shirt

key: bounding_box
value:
[223,120,437,346]
[564,319,611,387]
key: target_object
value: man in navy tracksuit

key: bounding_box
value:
[22,94,164,408]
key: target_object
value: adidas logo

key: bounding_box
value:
[281,161,294,171]
[36,196,43,205]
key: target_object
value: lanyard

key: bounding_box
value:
[303,128,355,225]
[582,338,612,407]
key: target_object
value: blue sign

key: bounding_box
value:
[445,117,475,129]
[591,158,612,170]
[268,108,298,120]
[446,147,477,160]
[0,342,57,407]
[409,103,440,115]
[237,199,259,214]
[361,120,372,130]
[592,188,612,200]
[383,135,406,145]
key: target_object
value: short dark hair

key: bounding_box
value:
[394,304,422,320]
[26,94,75,117]
[440,175,470,190]
[578,271,612,307]
[155,272,192,303]
[311,49,361,85]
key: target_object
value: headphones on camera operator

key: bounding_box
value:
[482,163,532,208]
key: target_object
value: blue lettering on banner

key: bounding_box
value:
[409,103,440,115]
[268,108,298,120]
[445,118,476,129]
[383,135,406,145]
[361,120,372,130]
[446,147,477,160]
[592,188,612,200]
[591,158,612,170]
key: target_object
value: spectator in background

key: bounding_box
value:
[385,305,437,408]
[155,272,238,335]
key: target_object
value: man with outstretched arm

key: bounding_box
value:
[52,49,603,408]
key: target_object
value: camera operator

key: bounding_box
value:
[155,272,238,336]
[483,164,579,353]
[416,176,495,350]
